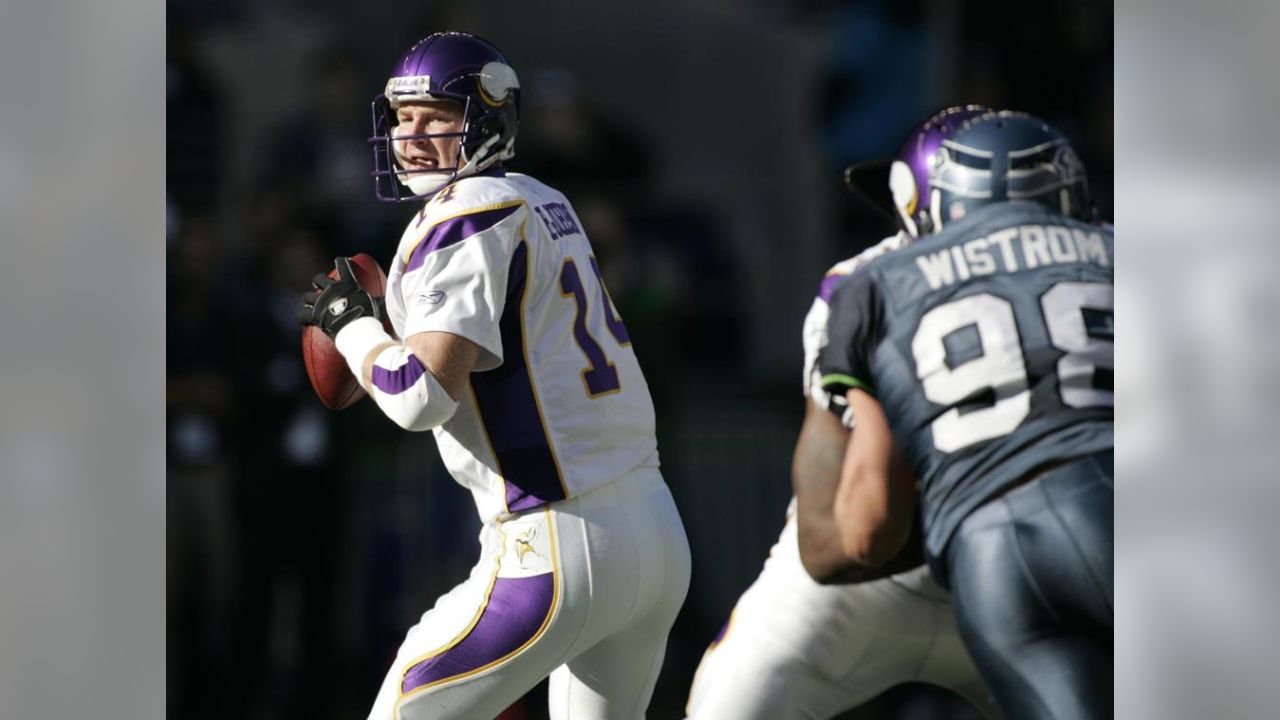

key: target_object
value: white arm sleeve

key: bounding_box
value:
[336,198,527,430]
[334,317,459,432]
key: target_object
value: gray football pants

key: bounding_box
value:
[947,451,1113,720]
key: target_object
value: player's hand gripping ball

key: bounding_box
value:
[297,254,392,410]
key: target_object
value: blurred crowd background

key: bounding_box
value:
[167,0,1112,718]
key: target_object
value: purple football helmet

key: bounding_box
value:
[888,105,990,237]
[369,32,521,202]
[921,110,1093,231]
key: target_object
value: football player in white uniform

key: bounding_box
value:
[297,32,690,720]
[685,107,998,720]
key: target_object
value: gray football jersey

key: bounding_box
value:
[820,202,1113,585]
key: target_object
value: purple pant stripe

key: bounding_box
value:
[401,573,555,693]
[472,242,568,511]
[406,203,523,272]
[371,354,427,395]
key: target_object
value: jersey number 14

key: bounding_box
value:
[912,281,1112,453]
[560,257,631,397]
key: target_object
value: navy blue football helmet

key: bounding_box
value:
[884,105,991,237]
[369,32,521,201]
[916,110,1093,234]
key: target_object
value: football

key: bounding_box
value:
[302,253,393,410]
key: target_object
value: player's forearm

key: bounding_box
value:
[793,400,889,583]
[794,402,923,582]
[831,389,916,567]
[833,461,904,567]
[798,487,923,583]
[336,318,460,431]
[798,506,920,583]
[799,511,871,583]
[792,441,847,582]
[797,517,848,583]
[834,504,908,568]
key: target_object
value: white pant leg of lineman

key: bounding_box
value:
[366,468,691,720]
[685,512,998,720]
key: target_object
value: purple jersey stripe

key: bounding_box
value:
[401,573,555,693]
[371,354,428,395]
[405,203,523,273]
[472,242,569,511]
[818,272,846,303]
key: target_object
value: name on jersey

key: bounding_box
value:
[916,224,1111,291]
[534,202,582,240]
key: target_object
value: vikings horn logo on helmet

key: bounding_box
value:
[478,61,519,107]
[886,105,991,238]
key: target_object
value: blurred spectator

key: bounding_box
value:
[262,44,403,257]
[820,0,933,174]
[167,24,226,223]
[516,66,654,201]
[221,222,353,720]
[167,214,236,720]
[517,67,742,379]
[817,0,933,255]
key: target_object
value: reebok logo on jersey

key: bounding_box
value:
[414,290,446,307]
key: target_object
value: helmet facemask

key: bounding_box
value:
[371,92,514,201]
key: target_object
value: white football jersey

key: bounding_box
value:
[382,172,659,520]
[802,232,910,424]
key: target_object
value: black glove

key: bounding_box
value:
[297,257,384,339]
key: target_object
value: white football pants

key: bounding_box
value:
[366,467,690,720]
[685,507,998,720]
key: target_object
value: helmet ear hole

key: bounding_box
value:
[463,111,504,164]
[473,113,500,145]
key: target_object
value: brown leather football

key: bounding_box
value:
[301,253,392,410]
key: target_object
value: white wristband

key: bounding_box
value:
[334,316,395,381]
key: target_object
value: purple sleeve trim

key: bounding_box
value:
[817,272,846,302]
[405,203,523,272]
[371,354,427,395]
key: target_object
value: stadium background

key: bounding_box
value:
[167,0,1112,717]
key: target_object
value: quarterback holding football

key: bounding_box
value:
[297,32,690,720]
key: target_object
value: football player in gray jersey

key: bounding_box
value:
[687,107,998,720]
[810,110,1112,719]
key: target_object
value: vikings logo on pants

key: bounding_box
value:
[514,527,546,568]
